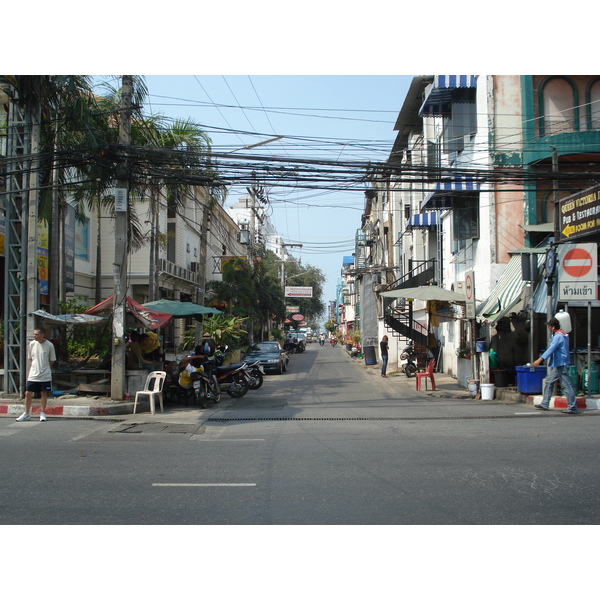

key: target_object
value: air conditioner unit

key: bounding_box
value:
[452,281,465,292]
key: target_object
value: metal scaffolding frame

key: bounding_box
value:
[2,91,39,396]
[3,97,29,394]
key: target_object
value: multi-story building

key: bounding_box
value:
[366,75,600,384]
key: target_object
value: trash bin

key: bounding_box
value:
[363,345,377,366]
[492,369,509,388]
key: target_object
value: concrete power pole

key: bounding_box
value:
[111,76,133,400]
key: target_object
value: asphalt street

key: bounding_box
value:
[1,343,598,525]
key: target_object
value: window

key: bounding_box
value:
[541,77,577,136]
[452,194,479,240]
[588,79,600,130]
[443,101,477,153]
[427,141,441,170]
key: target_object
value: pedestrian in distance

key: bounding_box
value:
[16,327,57,422]
[380,335,389,378]
[532,317,579,414]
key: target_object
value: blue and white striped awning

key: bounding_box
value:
[420,75,478,117]
[421,177,480,211]
[406,212,438,229]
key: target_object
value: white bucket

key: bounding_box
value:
[480,383,495,400]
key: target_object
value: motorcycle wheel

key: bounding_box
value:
[196,388,207,409]
[226,379,249,398]
[209,375,221,403]
[405,364,418,378]
[248,370,263,390]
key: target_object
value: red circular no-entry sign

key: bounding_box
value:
[563,247,593,278]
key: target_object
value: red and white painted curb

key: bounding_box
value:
[529,395,592,410]
[0,402,134,417]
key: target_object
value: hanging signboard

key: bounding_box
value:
[557,243,597,301]
[558,184,600,241]
[285,286,313,298]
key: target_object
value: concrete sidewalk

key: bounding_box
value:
[1,354,597,417]
[352,355,596,410]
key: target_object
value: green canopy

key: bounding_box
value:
[143,299,222,317]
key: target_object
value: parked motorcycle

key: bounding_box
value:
[242,359,264,390]
[213,346,263,389]
[400,340,418,377]
[204,348,253,398]
[164,358,220,407]
[189,368,221,408]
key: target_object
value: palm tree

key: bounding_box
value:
[133,115,213,300]
[4,75,99,313]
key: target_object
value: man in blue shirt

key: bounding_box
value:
[532,317,578,414]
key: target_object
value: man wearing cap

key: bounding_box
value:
[532,317,578,414]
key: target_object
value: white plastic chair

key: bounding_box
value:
[133,371,166,415]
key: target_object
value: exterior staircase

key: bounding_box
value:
[382,260,436,370]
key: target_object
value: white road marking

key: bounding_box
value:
[190,438,265,442]
[152,483,257,487]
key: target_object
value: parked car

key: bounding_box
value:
[243,341,287,374]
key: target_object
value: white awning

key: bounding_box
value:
[476,253,545,323]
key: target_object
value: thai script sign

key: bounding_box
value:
[557,243,597,301]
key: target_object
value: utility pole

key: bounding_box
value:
[111,76,133,400]
[26,100,42,343]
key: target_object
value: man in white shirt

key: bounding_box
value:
[16,328,57,422]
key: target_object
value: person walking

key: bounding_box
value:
[16,327,57,422]
[380,335,389,378]
[532,317,578,414]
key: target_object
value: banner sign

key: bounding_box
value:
[285,286,313,298]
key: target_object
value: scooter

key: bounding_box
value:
[189,368,221,408]
[214,346,264,390]
[400,340,418,377]
[204,349,253,398]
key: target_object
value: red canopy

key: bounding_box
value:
[85,296,172,330]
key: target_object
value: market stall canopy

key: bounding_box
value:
[380,285,466,303]
[85,296,173,330]
[31,309,107,326]
[142,299,222,317]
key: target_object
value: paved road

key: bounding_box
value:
[1,343,598,525]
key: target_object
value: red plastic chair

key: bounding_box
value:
[416,359,436,391]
